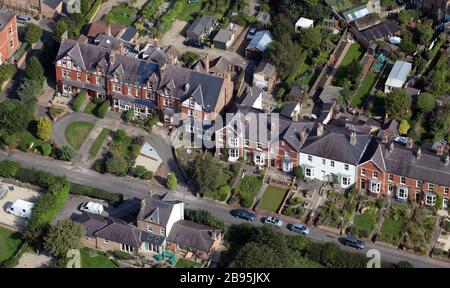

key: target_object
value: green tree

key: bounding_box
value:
[192,153,229,196]
[0,100,34,141]
[166,173,178,190]
[298,27,322,50]
[25,57,45,87]
[24,23,43,44]
[123,109,134,123]
[106,155,128,176]
[53,20,68,43]
[399,32,416,55]
[180,51,200,68]
[36,117,52,141]
[266,33,302,79]
[416,92,435,113]
[398,120,410,135]
[417,19,434,45]
[397,10,410,26]
[385,89,411,120]
[44,219,85,258]
[57,145,75,161]
[16,78,41,102]
[293,166,303,179]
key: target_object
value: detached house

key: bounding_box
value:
[253,61,277,91]
[299,124,372,188]
[186,15,215,41]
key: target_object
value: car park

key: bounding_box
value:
[231,208,256,221]
[289,223,310,235]
[184,38,205,49]
[341,236,365,250]
[264,216,283,227]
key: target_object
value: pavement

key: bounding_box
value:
[0,149,449,268]
[15,252,53,268]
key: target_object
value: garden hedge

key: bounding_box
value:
[96,100,110,118]
[69,183,123,206]
[72,91,86,112]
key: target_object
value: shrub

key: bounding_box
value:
[143,171,153,180]
[106,155,128,176]
[112,250,135,260]
[16,167,66,189]
[166,173,178,190]
[56,145,75,161]
[235,176,262,208]
[287,197,302,206]
[0,160,21,178]
[96,100,110,118]
[230,163,241,177]
[40,143,52,156]
[69,183,123,205]
[123,109,134,123]
[131,165,147,178]
[37,117,52,141]
[185,208,226,231]
[24,23,43,44]
[217,185,230,202]
[72,91,86,112]
[293,166,303,179]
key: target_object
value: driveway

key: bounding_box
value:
[15,252,53,268]
[160,20,248,67]
[0,183,41,229]
[52,112,99,147]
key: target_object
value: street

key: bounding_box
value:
[0,149,448,268]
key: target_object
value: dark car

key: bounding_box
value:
[341,236,365,250]
[232,208,256,221]
[184,38,205,49]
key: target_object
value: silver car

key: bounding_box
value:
[264,216,283,227]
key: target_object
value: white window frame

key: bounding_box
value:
[400,177,406,185]
[308,155,312,162]
[344,164,349,171]
[305,168,312,177]
[428,183,434,191]
[388,174,393,182]
[416,180,422,188]
[361,168,366,176]
[330,161,335,167]
[230,148,239,159]
[397,187,408,199]
[342,177,351,187]
[370,182,381,193]
[373,171,378,179]
[425,194,436,206]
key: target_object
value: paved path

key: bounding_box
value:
[15,252,53,268]
[52,112,99,148]
[0,149,448,268]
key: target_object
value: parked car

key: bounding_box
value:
[289,223,310,235]
[264,216,283,227]
[341,236,365,250]
[16,15,31,23]
[80,201,104,215]
[231,208,256,221]
[184,38,205,49]
[247,27,257,39]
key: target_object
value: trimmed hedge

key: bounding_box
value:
[69,183,123,206]
[31,182,70,226]
[0,160,21,178]
[72,91,87,112]
[96,100,110,118]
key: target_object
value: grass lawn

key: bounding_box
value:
[177,0,204,21]
[294,256,323,268]
[341,43,365,67]
[174,258,201,268]
[352,72,378,107]
[80,248,118,268]
[286,50,310,85]
[259,186,288,212]
[236,175,263,208]
[353,211,377,234]
[65,121,95,150]
[0,227,23,264]
[104,5,137,26]
[300,70,320,88]
[89,128,111,158]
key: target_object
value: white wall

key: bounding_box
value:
[165,202,184,236]
[299,153,356,188]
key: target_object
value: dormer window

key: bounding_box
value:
[165,88,171,97]
[147,225,152,232]
[160,228,165,236]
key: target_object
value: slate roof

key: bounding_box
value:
[192,56,232,75]
[213,29,235,44]
[281,121,316,152]
[254,61,276,78]
[247,30,273,52]
[239,85,263,107]
[77,212,112,238]
[0,11,15,28]
[137,195,181,227]
[377,119,399,139]
[42,0,61,9]
[385,60,412,88]
[280,102,299,119]
[319,86,343,104]
[301,126,372,165]
[159,65,225,112]
[167,220,220,252]
[186,15,215,37]
[85,21,125,38]
[362,20,401,42]
[119,26,138,43]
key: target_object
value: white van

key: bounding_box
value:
[6,199,35,219]
[80,201,104,215]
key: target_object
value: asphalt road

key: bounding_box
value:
[0,149,448,268]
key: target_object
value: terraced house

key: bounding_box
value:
[55,39,233,131]
[357,137,450,209]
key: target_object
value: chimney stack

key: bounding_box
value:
[61,30,68,42]
[204,53,209,73]
[384,113,389,123]
[154,38,160,48]
[416,148,422,159]
[109,50,116,64]
[140,198,146,210]
[437,145,444,156]
[300,128,307,144]
[106,23,112,37]
[317,123,324,137]
[389,142,394,153]
[445,155,449,166]
[406,138,413,149]
[119,41,125,54]
[350,131,357,145]
[382,133,389,144]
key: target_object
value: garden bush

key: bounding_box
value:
[143,171,154,180]
[40,143,52,156]
[0,160,21,178]
[230,163,241,177]
[112,250,135,260]
[16,167,66,189]
[72,91,86,112]
[235,176,262,208]
[216,185,230,202]
[96,100,110,118]
[69,183,123,205]
[185,209,226,231]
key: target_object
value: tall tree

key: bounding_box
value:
[416,92,435,113]
[266,33,301,79]
[44,220,85,258]
[417,19,434,45]
[25,57,45,86]
[298,27,322,50]
[53,20,68,43]
[385,89,412,120]
[192,152,229,196]
[24,23,43,44]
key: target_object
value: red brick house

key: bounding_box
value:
[0,11,18,64]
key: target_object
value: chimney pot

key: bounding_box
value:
[382,133,389,144]
[350,131,357,145]
[389,142,394,153]
[106,23,112,37]
[445,156,449,166]
[317,123,324,137]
